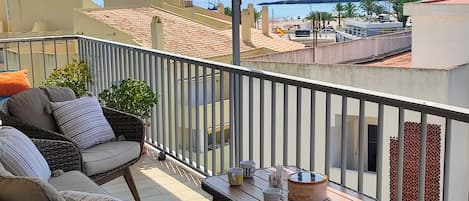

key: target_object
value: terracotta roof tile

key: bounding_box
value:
[82,7,304,59]
[366,51,412,68]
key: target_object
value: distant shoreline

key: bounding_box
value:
[259,0,361,5]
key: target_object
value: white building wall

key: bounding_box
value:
[405,3,469,68]
[447,65,469,200]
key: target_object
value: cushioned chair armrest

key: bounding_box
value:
[102,107,145,143]
[32,138,82,172]
[0,112,73,143]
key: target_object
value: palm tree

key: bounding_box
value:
[372,4,386,15]
[320,12,333,28]
[344,2,357,18]
[335,3,344,26]
[390,0,418,22]
[360,0,376,16]
[305,11,318,21]
[305,11,319,31]
[253,8,261,28]
[224,7,232,16]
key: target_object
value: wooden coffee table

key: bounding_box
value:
[202,166,375,201]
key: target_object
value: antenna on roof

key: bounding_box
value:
[208,0,217,10]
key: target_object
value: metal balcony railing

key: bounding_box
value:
[1,35,468,201]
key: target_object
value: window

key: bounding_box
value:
[367,125,378,172]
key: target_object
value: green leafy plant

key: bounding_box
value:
[98,78,157,122]
[43,59,92,97]
[390,0,418,22]
[344,2,357,18]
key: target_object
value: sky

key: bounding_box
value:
[90,0,389,19]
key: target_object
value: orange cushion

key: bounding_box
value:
[0,70,31,96]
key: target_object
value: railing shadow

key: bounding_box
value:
[101,148,211,201]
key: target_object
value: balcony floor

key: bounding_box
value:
[102,148,212,201]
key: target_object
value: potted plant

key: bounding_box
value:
[98,78,158,156]
[43,59,92,97]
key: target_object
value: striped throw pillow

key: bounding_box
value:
[51,96,116,150]
[0,126,51,181]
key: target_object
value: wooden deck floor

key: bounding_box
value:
[102,150,212,201]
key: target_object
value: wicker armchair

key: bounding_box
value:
[31,138,82,173]
[0,107,144,201]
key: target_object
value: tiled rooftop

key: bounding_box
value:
[102,148,211,201]
[365,51,412,68]
[81,7,304,59]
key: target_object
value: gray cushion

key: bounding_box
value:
[0,175,65,201]
[49,171,106,194]
[41,86,77,102]
[0,126,52,181]
[50,96,116,150]
[82,141,140,176]
[7,88,59,132]
[59,191,122,201]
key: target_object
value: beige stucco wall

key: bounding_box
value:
[4,0,87,33]
[405,3,469,68]
[0,0,7,32]
[103,0,163,7]
[73,10,141,46]
[2,41,79,86]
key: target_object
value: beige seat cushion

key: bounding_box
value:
[49,171,106,194]
[82,141,140,176]
[0,175,65,201]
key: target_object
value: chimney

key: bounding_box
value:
[248,4,255,28]
[261,6,269,36]
[241,9,252,44]
[217,3,224,14]
[151,16,164,50]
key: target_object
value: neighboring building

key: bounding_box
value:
[73,6,304,63]
[0,0,99,34]
[336,18,403,42]
[405,0,469,68]
[246,31,411,65]
[235,1,469,201]
[0,0,99,84]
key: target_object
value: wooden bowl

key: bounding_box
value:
[288,172,328,201]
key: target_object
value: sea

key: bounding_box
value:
[92,0,392,19]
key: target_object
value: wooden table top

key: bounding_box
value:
[202,166,375,201]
